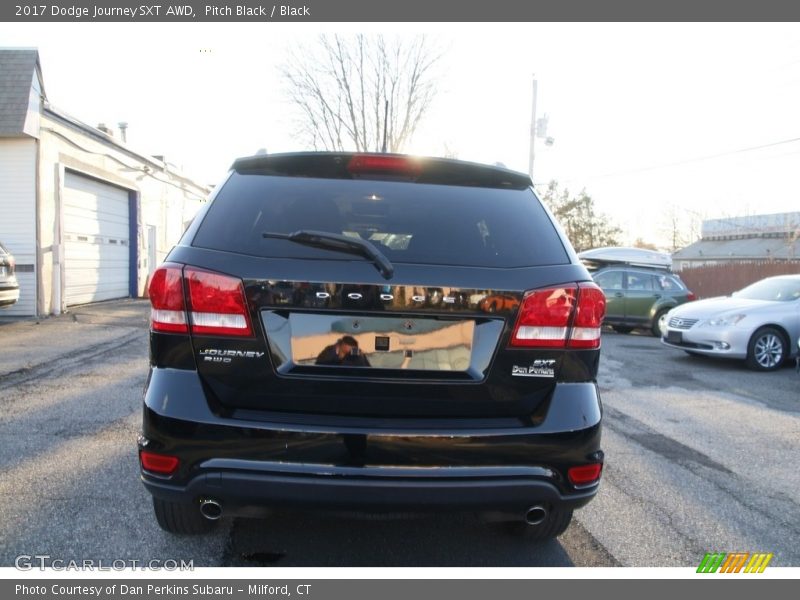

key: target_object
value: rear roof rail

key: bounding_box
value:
[232,152,532,190]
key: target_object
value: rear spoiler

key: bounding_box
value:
[232,152,532,190]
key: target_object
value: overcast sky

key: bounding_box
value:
[5,22,800,248]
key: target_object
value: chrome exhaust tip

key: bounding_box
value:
[199,499,223,520]
[524,505,547,526]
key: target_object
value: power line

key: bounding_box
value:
[564,135,800,183]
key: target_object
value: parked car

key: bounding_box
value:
[661,274,800,371]
[479,293,520,313]
[0,242,20,308]
[139,152,606,540]
[579,248,695,337]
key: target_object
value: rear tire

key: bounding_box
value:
[152,497,216,535]
[746,327,786,372]
[502,507,573,541]
[651,309,670,337]
[611,326,634,334]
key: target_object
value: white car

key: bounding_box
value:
[0,242,20,309]
[661,275,800,371]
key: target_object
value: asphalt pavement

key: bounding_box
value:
[584,329,799,566]
[0,300,796,567]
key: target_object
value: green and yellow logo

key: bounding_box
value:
[697,552,773,573]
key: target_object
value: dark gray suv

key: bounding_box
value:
[590,265,695,337]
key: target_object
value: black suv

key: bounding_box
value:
[139,153,606,540]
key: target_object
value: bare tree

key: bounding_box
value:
[541,181,622,253]
[660,204,702,252]
[633,237,659,251]
[280,34,442,153]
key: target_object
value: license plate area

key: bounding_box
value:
[667,330,683,344]
[287,313,475,371]
[259,310,509,382]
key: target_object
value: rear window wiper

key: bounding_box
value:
[262,229,394,280]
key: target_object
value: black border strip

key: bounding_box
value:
[4,0,800,22]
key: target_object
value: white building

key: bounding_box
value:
[0,48,209,317]
[672,212,800,271]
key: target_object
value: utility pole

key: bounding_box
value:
[118,121,128,143]
[528,76,538,180]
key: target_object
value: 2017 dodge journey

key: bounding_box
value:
[139,152,606,540]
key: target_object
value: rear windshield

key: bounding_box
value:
[192,174,569,268]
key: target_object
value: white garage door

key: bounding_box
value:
[64,172,130,306]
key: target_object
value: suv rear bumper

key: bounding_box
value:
[143,466,598,517]
[140,368,603,516]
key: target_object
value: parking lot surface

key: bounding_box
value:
[0,300,797,567]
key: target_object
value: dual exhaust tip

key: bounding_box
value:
[199,499,548,525]
[525,505,548,526]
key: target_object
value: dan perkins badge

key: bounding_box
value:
[512,360,556,378]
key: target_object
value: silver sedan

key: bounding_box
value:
[661,274,800,371]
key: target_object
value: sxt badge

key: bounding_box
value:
[512,360,556,378]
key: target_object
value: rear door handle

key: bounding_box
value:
[614,292,624,298]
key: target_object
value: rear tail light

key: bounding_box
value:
[148,264,188,333]
[568,283,606,349]
[687,291,697,301]
[185,267,253,337]
[139,451,179,475]
[148,264,252,337]
[568,463,603,487]
[511,286,576,347]
[510,282,606,349]
[347,154,422,178]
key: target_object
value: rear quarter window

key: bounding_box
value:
[656,274,685,291]
[191,174,570,268]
